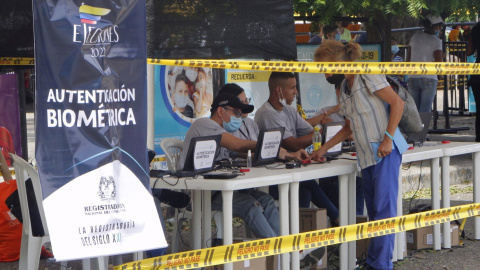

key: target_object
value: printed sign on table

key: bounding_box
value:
[34,0,166,260]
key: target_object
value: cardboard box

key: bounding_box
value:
[299,208,328,270]
[205,256,266,270]
[355,216,407,258]
[406,222,459,250]
[355,215,370,259]
[268,208,328,270]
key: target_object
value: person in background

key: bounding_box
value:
[255,72,340,225]
[308,23,324,45]
[192,68,213,117]
[407,15,444,112]
[337,21,352,43]
[323,25,340,41]
[391,38,403,62]
[0,126,15,166]
[172,73,194,118]
[449,25,462,41]
[467,22,480,142]
[462,24,472,41]
[312,40,407,270]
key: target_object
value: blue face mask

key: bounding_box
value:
[391,45,399,55]
[335,33,341,41]
[223,114,243,133]
[434,30,440,38]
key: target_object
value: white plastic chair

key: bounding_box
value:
[160,138,192,252]
[10,154,108,270]
[9,153,69,270]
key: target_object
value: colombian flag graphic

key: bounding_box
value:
[79,4,110,24]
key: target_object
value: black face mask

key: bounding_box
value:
[326,74,345,87]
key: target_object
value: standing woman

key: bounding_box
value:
[311,40,408,270]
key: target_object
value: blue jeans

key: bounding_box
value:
[212,189,280,238]
[361,146,402,270]
[407,78,438,112]
[318,176,365,215]
[270,180,339,221]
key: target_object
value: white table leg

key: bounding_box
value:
[222,190,234,270]
[441,156,451,249]
[473,152,480,239]
[338,174,348,270]
[279,183,290,270]
[396,162,402,260]
[203,190,212,248]
[290,181,300,270]
[348,173,357,269]
[431,157,441,250]
[192,190,202,250]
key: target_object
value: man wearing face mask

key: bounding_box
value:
[407,15,444,112]
[255,72,341,226]
[177,93,284,239]
[172,73,194,118]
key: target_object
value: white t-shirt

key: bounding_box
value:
[178,118,227,170]
[409,31,442,80]
[254,102,313,140]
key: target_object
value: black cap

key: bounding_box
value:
[210,93,254,114]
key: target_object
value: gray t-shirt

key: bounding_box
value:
[178,118,227,170]
[254,102,313,140]
[218,117,260,160]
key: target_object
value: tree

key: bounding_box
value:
[293,0,480,60]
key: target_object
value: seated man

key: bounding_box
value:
[255,71,339,225]
[178,93,279,239]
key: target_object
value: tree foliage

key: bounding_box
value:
[293,0,480,23]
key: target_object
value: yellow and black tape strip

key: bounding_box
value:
[114,202,480,270]
[0,57,35,66]
[148,59,480,75]
[4,56,480,75]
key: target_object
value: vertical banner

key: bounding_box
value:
[34,0,166,260]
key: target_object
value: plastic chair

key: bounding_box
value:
[160,138,192,252]
[10,154,108,270]
[9,153,69,270]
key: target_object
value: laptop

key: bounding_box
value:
[322,122,344,157]
[406,112,433,146]
[233,127,285,167]
[171,135,222,177]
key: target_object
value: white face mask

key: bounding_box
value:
[278,89,288,107]
[175,92,189,108]
[185,68,198,82]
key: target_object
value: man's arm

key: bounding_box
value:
[281,130,314,152]
[311,120,352,161]
[220,132,256,153]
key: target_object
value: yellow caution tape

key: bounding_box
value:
[0,57,35,66]
[114,203,480,270]
[153,157,165,162]
[3,56,479,75]
[148,59,480,75]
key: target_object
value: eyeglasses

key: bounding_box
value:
[239,97,251,104]
[223,107,243,118]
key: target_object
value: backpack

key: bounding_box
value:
[385,75,423,134]
[359,75,423,135]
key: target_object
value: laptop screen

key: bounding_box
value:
[321,122,344,157]
[183,135,222,173]
[406,112,432,145]
[252,127,285,166]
